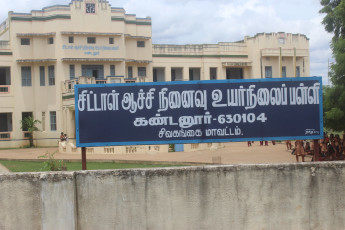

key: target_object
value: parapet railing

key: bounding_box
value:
[62,76,136,93]
[62,79,79,94]
[261,48,309,57]
[95,79,107,84]
[0,41,10,50]
[152,43,247,55]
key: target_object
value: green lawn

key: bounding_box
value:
[0,160,184,173]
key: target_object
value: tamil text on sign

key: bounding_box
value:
[75,77,323,147]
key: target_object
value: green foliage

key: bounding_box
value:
[323,85,345,131]
[168,144,175,152]
[20,116,41,147]
[320,0,343,38]
[20,116,40,133]
[38,151,67,171]
[320,1,345,130]
[320,0,345,85]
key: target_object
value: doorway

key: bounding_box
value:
[226,68,243,79]
[81,65,104,79]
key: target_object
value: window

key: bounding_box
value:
[128,66,133,78]
[189,69,193,81]
[0,67,11,85]
[21,38,30,45]
[153,69,157,82]
[138,67,146,77]
[137,41,145,47]
[171,68,182,81]
[110,65,115,76]
[21,112,33,131]
[21,66,32,87]
[210,68,217,80]
[296,66,300,77]
[265,66,272,78]
[48,66,55,86]
[189,68,201,81]
[87,37,96,44]
[109,37,114,44]
[48,37,54,44]
[69,36,74,43]
[86,3,96,13]
[282,66,286,78]
[278,38,285,44]
[50,111,57,131]
[40,66,45,86]
[42,112,46,132]
[226,68,243,79]
[303,59,305,72]
[171,69,177,81]
[70,65,75,80]
[0,113,13,133]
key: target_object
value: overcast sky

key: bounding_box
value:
[0,0,333,85]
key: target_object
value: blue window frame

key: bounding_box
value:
[70,65,75,80]
[21,66,32,87]
[40,66,45,86]
[265,66,272,78]
[50,111,56,131]
[48,66,55,86]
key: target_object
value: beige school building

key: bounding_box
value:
[0,0,310,151]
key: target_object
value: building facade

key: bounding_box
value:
[0,0,310,148]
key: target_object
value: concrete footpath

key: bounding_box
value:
[0,142,300,172]
[0,163,10,174]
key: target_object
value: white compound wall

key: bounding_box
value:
[1,162,344,230]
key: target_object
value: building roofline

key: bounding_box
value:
[61,31,122,36]
[9,5,71,16]
[41,5,71,10]
[152,54,248,58]
[10,14,71,21]
[17,32,56,37]
[17,59,57,63]
[246,32,310,41]
[62,58,125,62]
[152,43,246,47]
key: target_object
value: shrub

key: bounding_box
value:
[38,151,67,171]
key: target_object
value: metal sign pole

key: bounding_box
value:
[82,147,87,170]
[313,139,320,162]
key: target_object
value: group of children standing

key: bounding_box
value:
[289,132,345,162]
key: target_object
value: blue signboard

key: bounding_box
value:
[75,77,323,147]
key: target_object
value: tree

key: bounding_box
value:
[20,116,41,147]
[323,85,345,131]
[320,0,345,131]
[320,0,345,85]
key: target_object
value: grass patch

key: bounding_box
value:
[0,160,184,173]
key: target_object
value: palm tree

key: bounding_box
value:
[20,116,41,147]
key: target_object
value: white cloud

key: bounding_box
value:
[0,0,334,84]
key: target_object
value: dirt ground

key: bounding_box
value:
[0,141,304,171]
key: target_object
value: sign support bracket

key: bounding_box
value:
[313,139,320,162]
[82,147,87,170]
